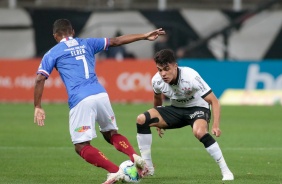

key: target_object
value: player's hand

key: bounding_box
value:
[145,28,166,41]
[34,107,45,126]
[156,127,165,138]
[212,127,221,137]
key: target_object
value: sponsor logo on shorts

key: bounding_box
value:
[75,126,91,132]
[189,111,205,119]
[109,116,115,123]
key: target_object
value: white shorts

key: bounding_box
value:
[69,93,118,144]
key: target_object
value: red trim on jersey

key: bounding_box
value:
[37,70,49,78]
[105,38,110,50]
[60,37,73,42]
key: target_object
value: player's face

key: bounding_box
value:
[156,63,178,84]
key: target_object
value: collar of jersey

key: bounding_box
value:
[60,37,73,42]
[170,67,180,86]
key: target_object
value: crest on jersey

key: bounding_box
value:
[182,87,193,95]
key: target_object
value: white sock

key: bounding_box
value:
[137,133,154,168]
[205,142,230,173]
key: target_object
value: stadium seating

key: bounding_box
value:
[0,0,272,10]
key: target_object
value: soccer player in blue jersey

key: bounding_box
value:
[33,19,165,184]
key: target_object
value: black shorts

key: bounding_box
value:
[154,106,211,129]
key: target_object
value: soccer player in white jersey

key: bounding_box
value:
[136,49,234,181]
[33,19,165,184]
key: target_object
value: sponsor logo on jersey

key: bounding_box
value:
[153,81,156,88]
[174,92,182,96]
[174,96,194,103]
[195,76,207,92]
[75,126,91,132]
[181,79,190,84]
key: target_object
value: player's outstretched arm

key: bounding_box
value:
[34,74,46,126]
[204,92,221,137]
[144,28,166,41]
[109,28,166,47]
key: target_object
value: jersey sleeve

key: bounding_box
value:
[152,75,161,94]
[86,38,109,54]
[37,51,56,78]
[192,71,212,98]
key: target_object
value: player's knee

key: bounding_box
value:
[75,147,80,155]
[193,120,208,139]
[193,129,207,139]
[75,142,88,155]
[136,111,151,134]
[101,131,112,145]
[101,130,118,145]
[136,114,146,125]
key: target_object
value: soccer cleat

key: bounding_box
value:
[133,154,149,178]
[222,170,234,181]
[146,167,154,176]
[102,168,125,184]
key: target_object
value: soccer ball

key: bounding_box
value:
[119,160,139,182]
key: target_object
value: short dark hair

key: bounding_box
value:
[53,19,73,35]
[153,49,176,66]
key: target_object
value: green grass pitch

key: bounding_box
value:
[0,103,281,184]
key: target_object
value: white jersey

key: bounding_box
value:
[152,67,212,108]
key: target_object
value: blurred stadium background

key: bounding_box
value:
[1,0,282,104]
[0,0,272,10]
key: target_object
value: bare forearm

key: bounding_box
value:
[203,92,221,128]
[34,76,45,108]
[110,34,145,46]
[153,94,163,107]
[211,100,221,128]
[109,28,165,47]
